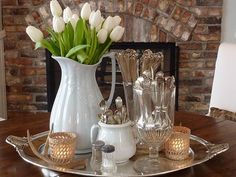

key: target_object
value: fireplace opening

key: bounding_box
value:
[46,42,179,112]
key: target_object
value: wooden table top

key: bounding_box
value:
[0,111,235,177]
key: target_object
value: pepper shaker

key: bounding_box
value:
[90,140,105,172]
[101,145,117,174]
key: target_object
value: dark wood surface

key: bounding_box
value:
[0,111,235,177]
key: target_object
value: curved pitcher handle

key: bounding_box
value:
[90,124,100,144]
[102,52,116,108]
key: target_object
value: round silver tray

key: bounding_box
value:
[6,131,229,177]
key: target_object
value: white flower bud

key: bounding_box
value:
[110,26,125,42]
[102,16,115,33]
[26,26,44,43]
[113,16,121,27]
[89,10,103,28]
[50,0,62,17]
[81,2,91,20]
[69,14,79,29]
[63,7,73,23]
[89,11,95,25]
[97,28,108,44]
[96,17,104,32]
[53,16,65,33]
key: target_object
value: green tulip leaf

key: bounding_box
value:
[65,45,89,58]
[58,35,65,57]
[74,19,84,46]
[35,39,60,56]
[67,22,74,49]
[46,27,59,44]
[76,50,89,63]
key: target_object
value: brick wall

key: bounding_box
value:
[2,0,222,114]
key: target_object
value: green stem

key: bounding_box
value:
[89,29,98,64]
[58,34,65,57]
[97,40,112,61]
[88,28,95,58]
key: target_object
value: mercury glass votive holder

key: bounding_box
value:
[164,126,191,161]
[49,132,76,164]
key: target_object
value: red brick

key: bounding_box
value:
[5,58,33,66]
[176,0,194,6]
[32,0,44,6]
[178,43,202,50]
[36,68,46,75]
[181,11,191,23]
[18,0,32,6]
[20,68,36,76]
[172,6,183,20]
[2,0,17,6]
[194,25,208,34]
[142,8,149,19]
[208,7,222,16]
[206,43,220,50]
[193,33,220,42]
[191,86,212,94]
[7,95,33,103]
[3,16,14,25]
[142,0,149,4]
[159,30,167,42]
[157,0,170,12]
[31,11,42,24]
[149,0,157,7]
[6,86,23,93]
[35,76,47,85]
[3,8,30,15]
[134,3,143,16]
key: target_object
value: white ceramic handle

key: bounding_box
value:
[102,52,116,108]
[90,124,100,144]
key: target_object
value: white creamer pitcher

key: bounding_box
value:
[91,121,136,163]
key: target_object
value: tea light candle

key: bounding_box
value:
[49,132,76,164]
[165,126,191,161]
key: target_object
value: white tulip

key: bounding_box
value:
[110,26,125,42]
[53,16,65,33]
[102,16,115,33]
[50,0,62,17]
[113,16,122,27]
[89,10,103,29]
[97,28,108,44]
[63,7,73,23]
[89,11,95,25]
[96,17,104,32]
[69,14,79,29]
[81,2,91,20]
[26,26,44,43]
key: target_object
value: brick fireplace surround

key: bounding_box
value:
[2,0,222,114]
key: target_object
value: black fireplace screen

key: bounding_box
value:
[46,42,179,112]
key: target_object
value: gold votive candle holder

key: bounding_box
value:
[49,132,76,164]
[165,126,191,161]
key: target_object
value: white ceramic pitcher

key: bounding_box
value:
[91,121,136,163]
[50,53,116,154]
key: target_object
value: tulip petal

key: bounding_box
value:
[50,0,62,17]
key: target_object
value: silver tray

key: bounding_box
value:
[6,131,229,177]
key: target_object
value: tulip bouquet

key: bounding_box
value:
[26,0,125,64]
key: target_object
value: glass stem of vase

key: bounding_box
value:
[149,145,159,159]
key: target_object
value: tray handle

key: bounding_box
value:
[6,135,28,149]
[190,134,229,159]
[207,143,229,158]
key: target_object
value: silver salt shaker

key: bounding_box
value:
[101,145,117,174]
[90,140,105,172]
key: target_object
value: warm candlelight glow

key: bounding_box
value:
[49,132,76,164]
[165,126,191,161]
